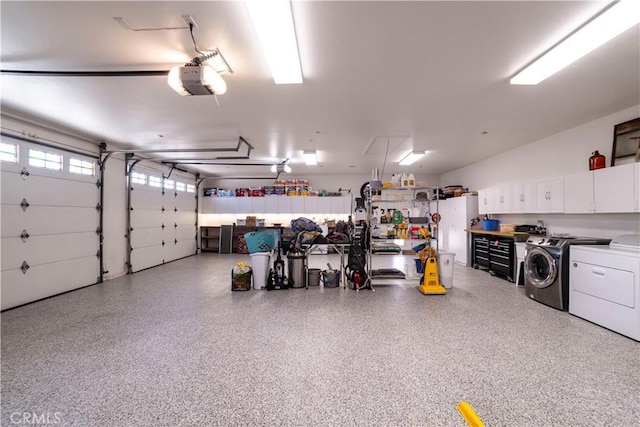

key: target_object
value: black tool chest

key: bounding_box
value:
[472,234,515,282]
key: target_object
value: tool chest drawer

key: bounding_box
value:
[471,234,515,282]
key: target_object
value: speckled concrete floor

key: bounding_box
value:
[2,253,639,426]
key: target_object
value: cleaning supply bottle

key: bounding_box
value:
[408,173,415,188]
[401,173,409,188]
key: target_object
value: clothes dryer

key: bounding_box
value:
[524,236,610,310]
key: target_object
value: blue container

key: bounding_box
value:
[414,258,425,274]
[482,219,499,231]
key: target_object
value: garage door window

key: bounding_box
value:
[0,141,18,163]
[164,179,175,190]
[131,171,146,185]
[69,158,95,176]
[187,184,195,193]
[29,149,62,170]
[149,176,162,187]
[176,182,186,192]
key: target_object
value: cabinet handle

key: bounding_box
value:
[573,262,578,268]
[591,268,606,277]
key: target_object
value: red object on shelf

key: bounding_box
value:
[589,151,606,170]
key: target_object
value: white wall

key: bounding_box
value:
[440,105,640,239]
[102,155,127,280]
[441,105,639,189]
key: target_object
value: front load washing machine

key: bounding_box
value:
[524,236,610,310]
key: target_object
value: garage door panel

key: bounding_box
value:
[130,228,163,249]
[130,209,163,228]
[175,239,196,259]
[128,167,195,271]
[1,232,98,268]
[1,257,99,310]
[130,245,164,272]
[1,171,98,207]
[174,194,196,211]
[1,205,99,236]
[131,187,163,209]
[175,225,196,241]
[173,211,195,225]
[165,240,196,261]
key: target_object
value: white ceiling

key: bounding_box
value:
[1,1,639,180]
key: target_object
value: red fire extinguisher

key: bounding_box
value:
[589,151,606,170]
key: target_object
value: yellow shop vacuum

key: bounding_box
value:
[418,254,447,295]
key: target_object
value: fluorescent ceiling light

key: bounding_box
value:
[245,0,303,84]
[271,164,292,173]
[511,0,640,85]
[303,150,318,165]
[399,151,426,166]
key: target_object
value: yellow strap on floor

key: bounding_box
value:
[457,401,485,427]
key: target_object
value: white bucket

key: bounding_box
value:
[250,252,271,290]
[437,251,455,289]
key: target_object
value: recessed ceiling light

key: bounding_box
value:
[303,150,318,165]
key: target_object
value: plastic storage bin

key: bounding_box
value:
[482,219,499,231]
[438,251,455,289]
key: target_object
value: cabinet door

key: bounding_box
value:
[594,164,634,213]
[304,197,319,213]
[214,197,238,214]
[290,196,305,213]
[446,197,464,264]
[330,196,347,213]
[317,197,332,213]
[547,176,564,213]
[521,181,536,213]
[277,196,292,213]
[264,196,279,213]
[252,197,266,213]
[563,171,594,213]
[535,177,563,213]
[493,184,512,213]
[511,181,535,213]
[237,197,252,213]
[478,188,491,215]
[534,179,548,213]
[201,197,215,214]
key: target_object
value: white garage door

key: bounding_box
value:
[1,135,100,310]
[129,165,196,273]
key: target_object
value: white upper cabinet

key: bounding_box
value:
[492,184,513,213]
[535,176,563,213]
[290,196,305,213]
[564,164,636,213]
[511,181,535,213]
[593,164,635,213]
[477,185,513,214]
[477,188,492,215]
[564,171,594,213]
